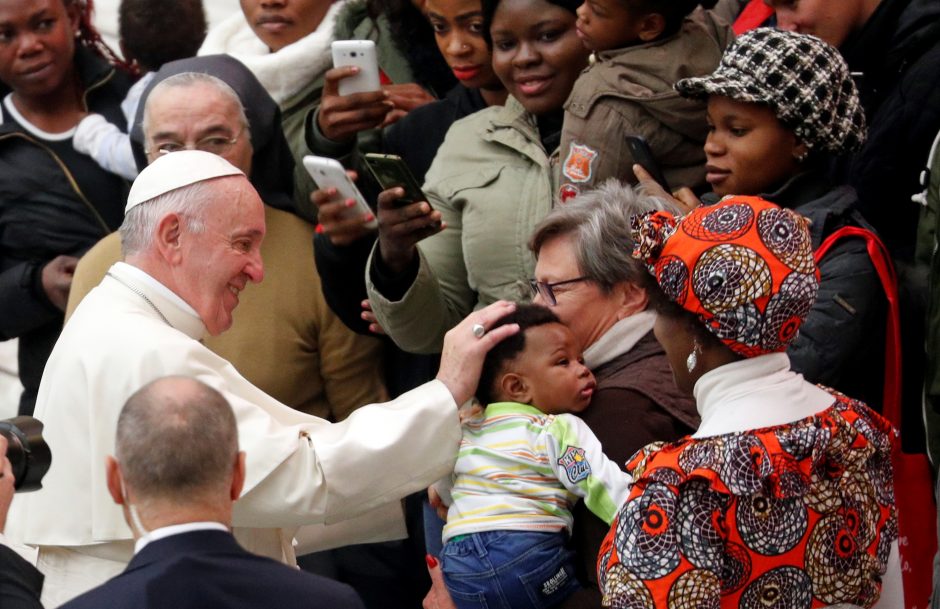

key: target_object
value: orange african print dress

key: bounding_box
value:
[597,391,897,608]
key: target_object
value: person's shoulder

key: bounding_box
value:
[429,105,509,166]
[76,48,133,106]
[214,552,366,608]
[58,571,134,609]
[333,0,370,38]
[0,544,43,609]
[395,96,460,130]
[261,205,317,239]
[449,102,505,131]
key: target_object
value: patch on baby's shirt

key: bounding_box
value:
[562,143,597,183]
[558,446,591,483]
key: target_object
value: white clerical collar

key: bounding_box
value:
[134,521,229,555]
[115,262,198,317]
[108,262,207,339]
[691,353,835,438]
[583,310,656,370]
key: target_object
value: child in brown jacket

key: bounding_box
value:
[558,0,732,201]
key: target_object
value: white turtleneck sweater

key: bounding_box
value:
[691,352,834,438]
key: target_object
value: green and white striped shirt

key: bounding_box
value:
[439,402,632,542]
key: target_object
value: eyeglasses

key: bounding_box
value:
[528,276,589,306]
[147,127,245,157]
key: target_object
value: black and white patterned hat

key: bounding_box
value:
[675,28,866,154]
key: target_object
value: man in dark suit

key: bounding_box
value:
[60,376,366,609]
[0,435,43,609]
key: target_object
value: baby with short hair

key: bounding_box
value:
[436,304,631,609]
[73,0,207,180]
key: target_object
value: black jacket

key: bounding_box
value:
[834,0,940,263]
[764,172,887,408]
[0,48,131,414]
[60,530,365,609]
[0,545,43,609]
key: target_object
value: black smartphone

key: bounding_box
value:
[626,135,670,192]
[363,153,430,207]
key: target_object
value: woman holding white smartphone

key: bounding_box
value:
[364,0,590,354]
[312,0,458,147]
[312,0,507,341]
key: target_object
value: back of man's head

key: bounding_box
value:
[116,376,238,506]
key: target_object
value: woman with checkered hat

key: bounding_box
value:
[596,195,901,608]
[640,28,887,412]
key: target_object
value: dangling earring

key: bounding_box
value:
[686,339,702,373]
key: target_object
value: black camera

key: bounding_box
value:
[0,416,51,492]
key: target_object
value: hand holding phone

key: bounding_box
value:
[626,136,670,192]
[320,42,391,141]
[363,153,430,207]
[303,156,378,233]
[367,154,443,273]
[331,40,381,96]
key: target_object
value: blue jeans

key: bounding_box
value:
[441,530,580,609]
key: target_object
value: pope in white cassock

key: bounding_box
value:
[7,150,520,608]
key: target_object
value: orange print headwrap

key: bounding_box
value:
[632,196,820,358]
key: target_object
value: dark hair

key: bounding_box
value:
[625,0,718,38]
[365,0,456,97]
[69,0,131,71]
[477,304,562,405]
[119,0,207,73]
[481,0,581,47]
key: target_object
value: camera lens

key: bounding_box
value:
[351,52,357,57]
[0,416,51,493]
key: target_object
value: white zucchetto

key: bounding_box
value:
[125,150,245,213]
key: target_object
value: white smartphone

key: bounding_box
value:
[330,40,381,96]
[302,155,378,230]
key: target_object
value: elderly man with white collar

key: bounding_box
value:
[7,150,518,608]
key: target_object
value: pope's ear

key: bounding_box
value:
[154,213,184,263]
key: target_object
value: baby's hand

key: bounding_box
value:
[458,402,483,424]
[427,487,449,520]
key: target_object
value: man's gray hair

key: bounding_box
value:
[116,376,238,502]
[142,71,250,145]
[530,179,680,293]
[119,179,215,256]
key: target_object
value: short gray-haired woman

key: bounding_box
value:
[528,179,699,606]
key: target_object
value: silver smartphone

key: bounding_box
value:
[302,155,378,230]
[330,40,381,96]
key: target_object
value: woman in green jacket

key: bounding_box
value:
[366,0,589,354]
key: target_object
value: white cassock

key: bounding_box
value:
[8,262,461,606]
